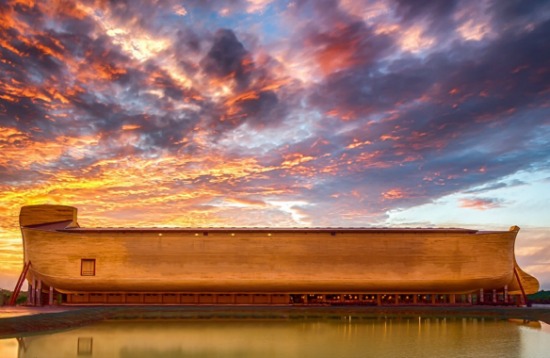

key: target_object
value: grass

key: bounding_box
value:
[528,290,550,304]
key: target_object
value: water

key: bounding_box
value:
[1,317,549,357]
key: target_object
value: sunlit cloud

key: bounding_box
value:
[399,25,435,53]
[459,198,503,211]
[453,0,493,42]
[246,0,274,14]
[266,200,312,226]
[173,4,188,17]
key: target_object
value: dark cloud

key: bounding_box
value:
[489,0,550,25]
[201,29,253,90]
[237,90,278,120]
[393,0,459,21]
[174,28,203,54]
[464,180,526,194]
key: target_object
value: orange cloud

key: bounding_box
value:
[316,39,359,75]
[346,139,372,149]
[382,189,406,200]
[459,198,501,210]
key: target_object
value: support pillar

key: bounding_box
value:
[492,289,497,304]
[504,285,508,303]
[413,294,418,304]
[32,278,37,306]
[395,294,399,305]
[479,289,484,304]
[450,294,456,304]
[36,280,42,307]
[468,294,472,304]
[376,294,381,306]
[49,286,54,305]
[431,294,436,304]
[27,282,33,305]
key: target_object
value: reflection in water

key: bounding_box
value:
[2,317,550,358]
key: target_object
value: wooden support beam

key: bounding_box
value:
[479,289,484,303]
[8,261,31,306]
[514,267,528,306]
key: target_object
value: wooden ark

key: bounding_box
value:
[19,205,539,305]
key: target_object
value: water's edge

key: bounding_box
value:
[1,305,550,338]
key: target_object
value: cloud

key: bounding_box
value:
[459,197,504,210]
[201,29,254,90]
[464,179,526,194]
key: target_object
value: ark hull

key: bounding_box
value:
[19,205,539,305]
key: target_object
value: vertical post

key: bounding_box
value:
[413,294,418,304]
[479,289,484,304]
[395,294,399,305]
[492,289,497,304]
[431,294,436,304]
[27,282,33,305]
[468,294,472,304]
[450,294,456,304]
[504,285,508,303]
[36,280,42,306]
[49,286,54,305]
[376,294,381,306]
[31,278,36,306]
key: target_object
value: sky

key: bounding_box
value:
[0,0,549,291]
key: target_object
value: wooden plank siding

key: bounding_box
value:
[20,205,539,297]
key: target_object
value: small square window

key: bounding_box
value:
[77,337,93,355]
[81,259,96,276]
